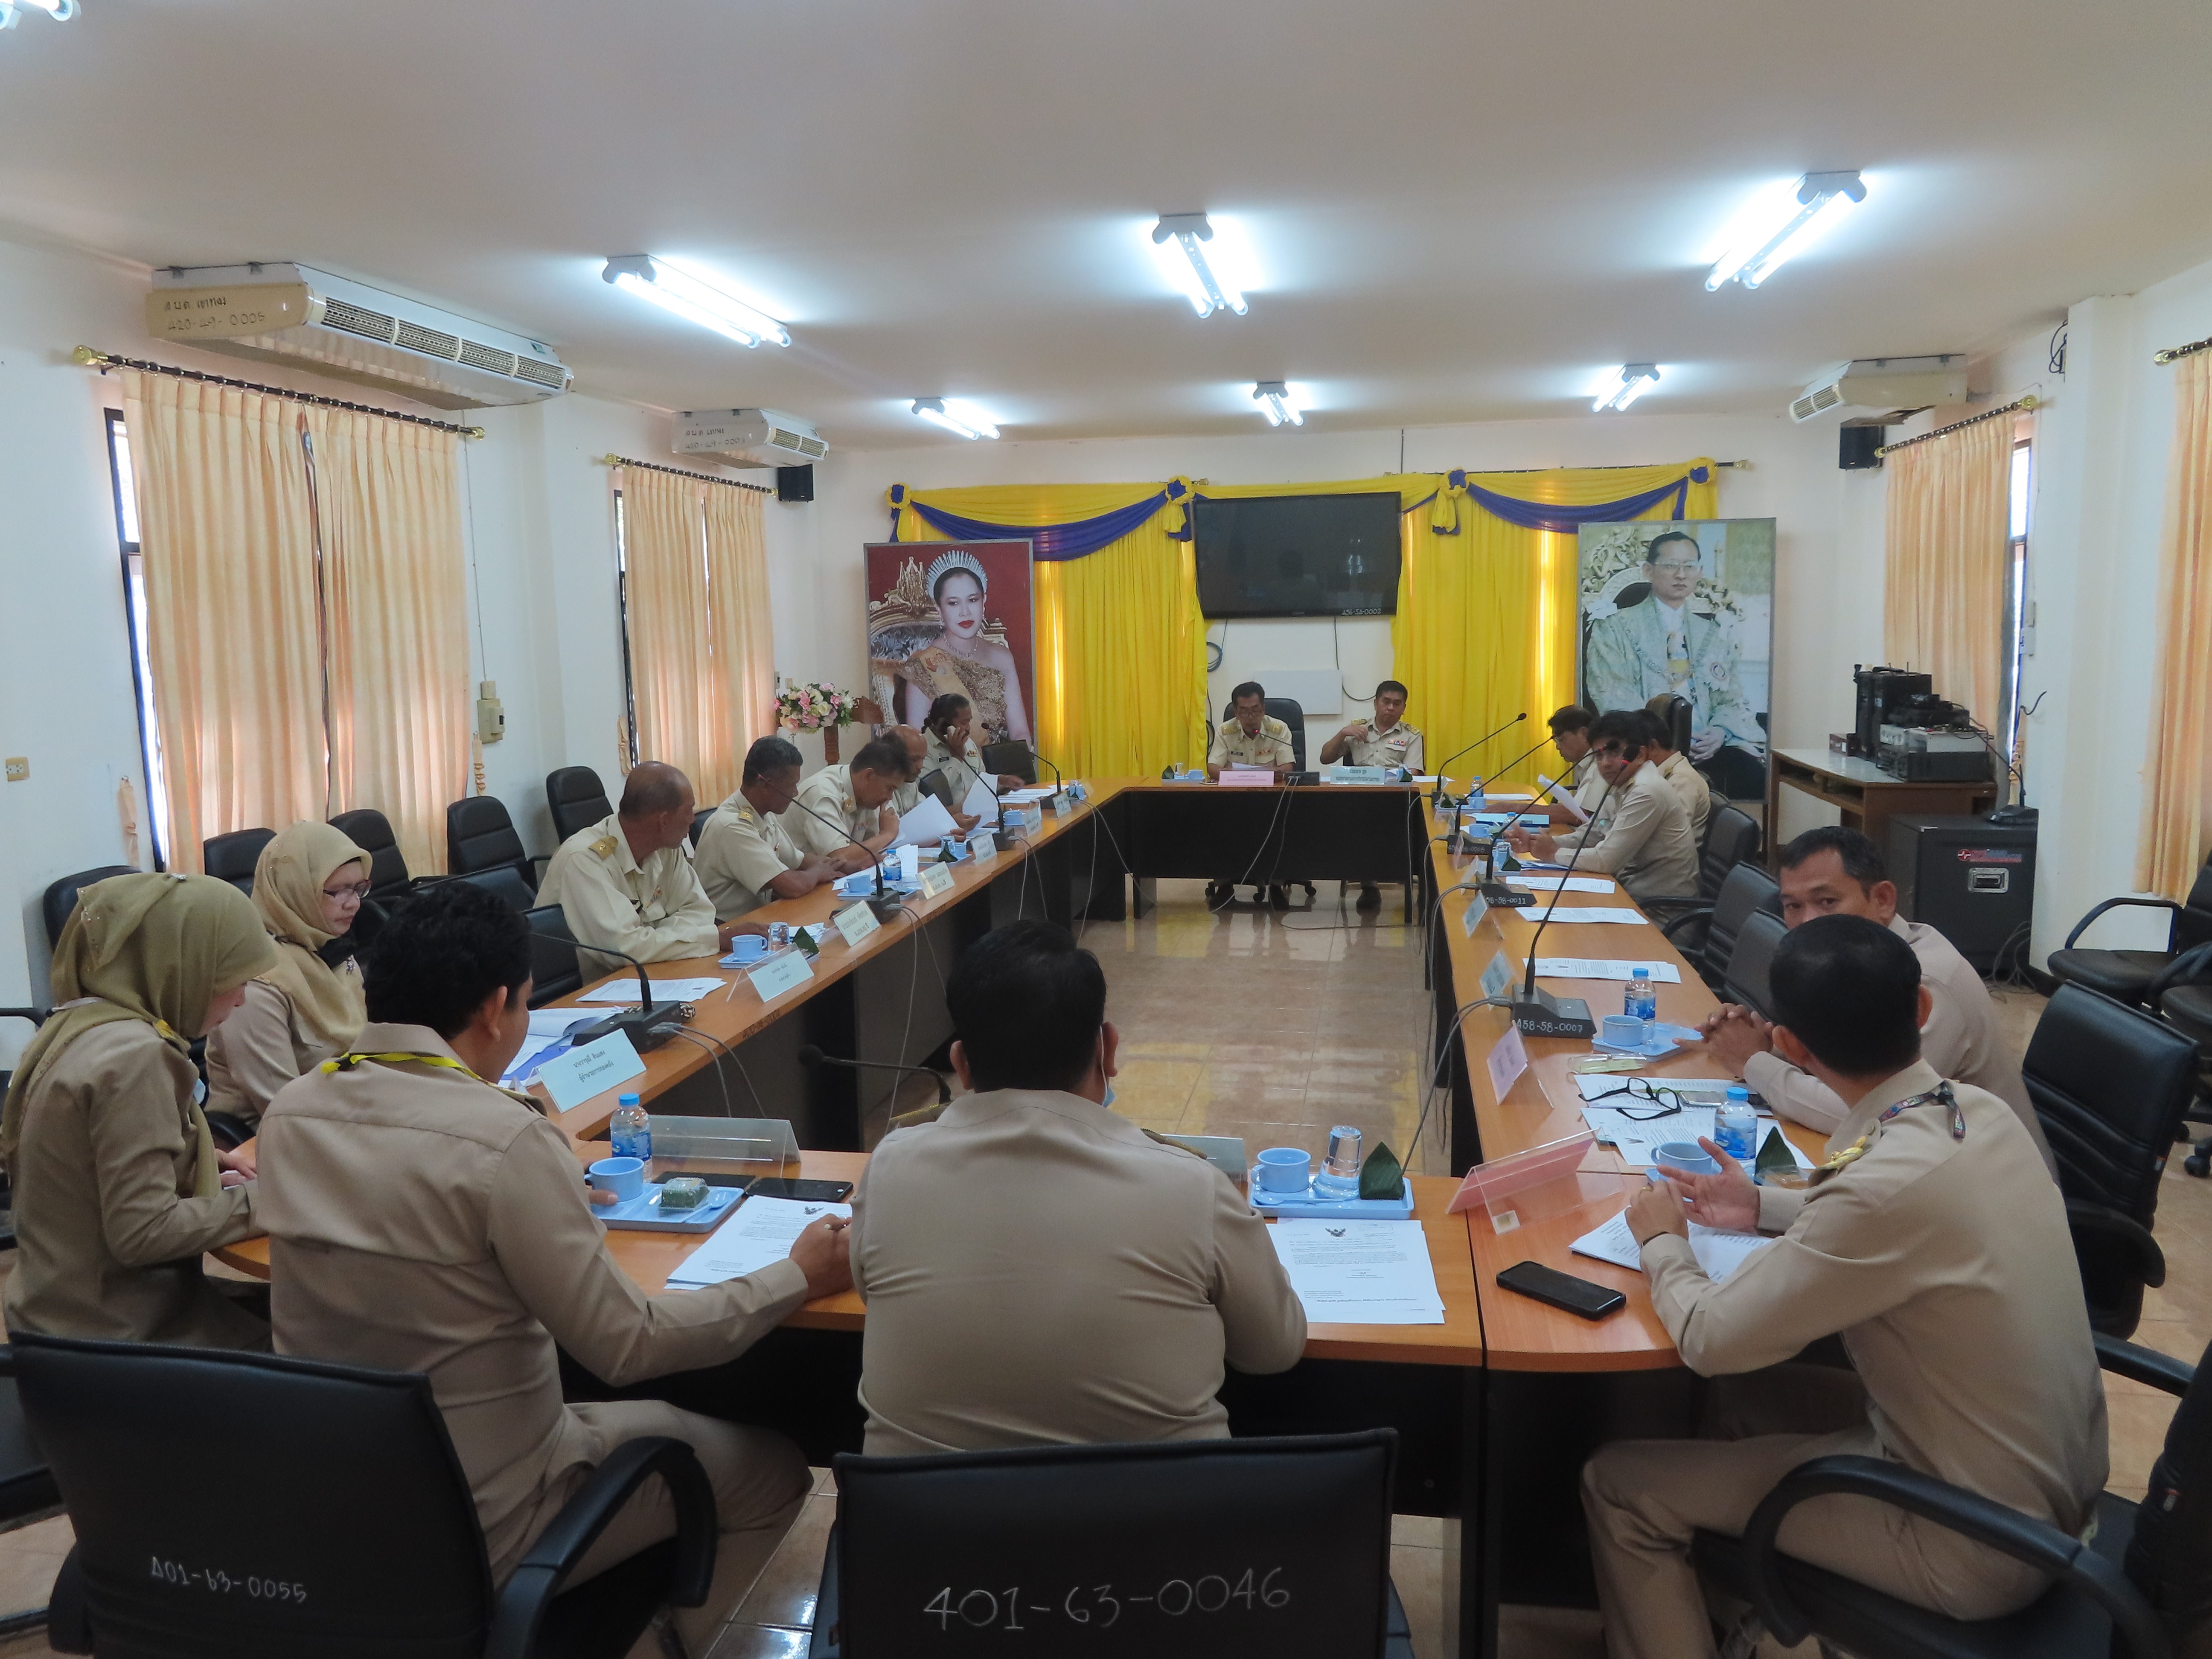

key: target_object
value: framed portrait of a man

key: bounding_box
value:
[1576,518,1775,800]
[864,540,1037,745]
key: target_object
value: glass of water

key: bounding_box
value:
[1317,1125,1363,1198]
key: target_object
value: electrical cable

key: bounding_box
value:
[1207,780,1296,912]
[654,1025,733,1116]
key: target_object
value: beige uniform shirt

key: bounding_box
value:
[1653,750,1713,841]
[786,764,887,861]
[1643,1059,2106,1543]
[2,1019,263,1348]
[257,1024,809,1582]
[924,728,987,778]
[1208,716,1296,771]
[850,1088,1307,1456]
[1342,721,1424,772]
[536,812,718,973]
[694,791,806,920]
[1746,916,2056,1177]
[204,964,361,1122]
[1551,763,1700,901]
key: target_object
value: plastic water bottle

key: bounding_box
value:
[1624,968,1656,1022]
[1468,780,1487,817]
[610,1093,652,1163]
[1716,1086,1758,1162]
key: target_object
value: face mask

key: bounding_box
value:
[1102,1083,1117,1109]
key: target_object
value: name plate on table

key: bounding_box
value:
[1481,951,1515,1001]
[1047,790,1074,814]
[1217,769,1277,787]
[918,862,956,899]
[970,833,999,863]
[748,950,815,1003]
[833,901,882,947]
[1329,765,1388,785]
[536,1030,646,1112]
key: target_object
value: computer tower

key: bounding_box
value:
[1884,814,2037,973]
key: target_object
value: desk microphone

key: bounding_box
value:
[1507,767,1621,1040]
[539,929,691,1054]
[796,1043,953,1109]
[1430,713,1526,807]
[1022,743,1065,795]
[789,794,905,923]
[1441,731,1557,859]
[943,749,1010,850]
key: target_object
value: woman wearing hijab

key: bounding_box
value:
[2,871,275,1348]
[205,822,371,1124]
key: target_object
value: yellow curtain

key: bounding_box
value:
[2136,352,2212,897]
[307,407,472,877]
[123,370,324,873]
[894,485,1208,777]
[620,466,725,799]
[702,482,777,797]
[1883,417,2012,727]
[1391,463,1718,790]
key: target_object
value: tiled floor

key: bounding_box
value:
[1,889,2206,1659]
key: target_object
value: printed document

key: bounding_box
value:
[1268,1220,1445,1325]
[1508,875,1615,894]
[666,1195,853,1289]
[1570,1208,1774,1282]
[577,976,728,1004]
[888,794,957,848]
[1535,774,1588,824]
[960,772,999,819]
[1550,907,1648,925]
[1533,958,1682,983]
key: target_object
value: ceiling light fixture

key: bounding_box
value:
[0,0,78,24]
[1706,171,1866,291]
[1252,381,1302,427]
[601,255,790,347]
[1593,364,1660,413]
[911,398,999,441]
[1151,214,1249,319]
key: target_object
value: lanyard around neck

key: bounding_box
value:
[320,1051,485,1085]
[1817,1082,1964,1180]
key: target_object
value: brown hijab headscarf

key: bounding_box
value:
[250,821,371,1052]
[0,872,276,1192]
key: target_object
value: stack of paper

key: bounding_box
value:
[666,1195,851,1289]
[1552,907,1649,925]
[1533,958,1682,983]
[577,976,728,1004]
[1570,1208,1774,1282]
[1509,875,1615,894]
[1576,1077,1816,1172]
[1267,1220,1445,1325]
[888,794,958,847]
[501,1010,599,1087]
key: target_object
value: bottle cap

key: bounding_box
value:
[1726,1086,1749,1103]
[618,1093,642,1108]
[1632,966,1650,978]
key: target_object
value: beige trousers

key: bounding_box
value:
[1580,1366,2048,1659]
[550,1400,811,1656]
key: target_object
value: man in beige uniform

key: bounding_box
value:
[1700,826,2057,1177]
[537,761,751,975]
[850,920,1306,1455]
[887,724,981,835]
[1584,915,2105,1659]
[1320,679,1425,774]
[1505,710,1699,902]
[1205,681,1297,780]
[259,882,853,1653]
[1639,706,1714,840]
[1537,705,1604,828]
[785,736,904,865]
[695,736,837,920]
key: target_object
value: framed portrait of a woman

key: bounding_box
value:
[864,539,1036,744]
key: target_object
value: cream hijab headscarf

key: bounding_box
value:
[251,821,371,1052]
[0,872,276,1193]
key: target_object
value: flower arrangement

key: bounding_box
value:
[776,681,860,735]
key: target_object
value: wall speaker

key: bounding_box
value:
[777,464,815,503]
[1839,427,1884,470]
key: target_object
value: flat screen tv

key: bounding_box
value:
[1191,492,1402,618]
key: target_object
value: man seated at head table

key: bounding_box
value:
[1699,826,2057,1178]
[1205,681,1299,908]
[258,881,853,1654]
[695,736,841,921]
[848,919,1307,1455]
[537,759,759,975]
[923,691,1026,793]
[887,722,980,837]
[785,736,905,867]
[1320,679,1424,910]
[1583,914,2105,1659]
[1502,709,1699,902]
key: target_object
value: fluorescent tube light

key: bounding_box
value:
[1705,171,1866,292]
[1252,381,1302,427]
[601,255,790,348]
[1150,214,1250,319]
[911,398,1000,441]
[1593,364,1660,413]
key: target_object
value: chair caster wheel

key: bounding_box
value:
[2187,1153,2209,1178]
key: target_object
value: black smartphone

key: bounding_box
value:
[746,1178,854,1203]
[1496,1260,1626,1321]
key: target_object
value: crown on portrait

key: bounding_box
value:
[925,550,988,599]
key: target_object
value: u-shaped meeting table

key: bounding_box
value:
[220,777,1822,1659]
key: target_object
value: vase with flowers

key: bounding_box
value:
[776,680,867,762]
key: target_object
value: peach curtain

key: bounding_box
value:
[306,407,473,876]
[1882,416,2013,728]
[122,371,324,872]
[2136,352,2212,896]
[702,481,777,787]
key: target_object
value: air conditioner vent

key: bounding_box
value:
[510,355,568,389]
[674,407,829,469]
[457,340,518,375]
[394,319,461,360]
[1791,384,1844,422]
[771,427,829,459]
[322,298,397,343]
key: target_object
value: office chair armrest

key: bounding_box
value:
[2148,941,2212,1004]
[0,1007,47,1027]
[1659,905,1715,944]
[2064,895,2183,951]
[1635,892,1706,913]
[2066,1199,2167,1289]
[484,1437,716,1659]
[1739,1454,2168,1659]
[201,1110,253,1153]
[2096,1331,2197,1397]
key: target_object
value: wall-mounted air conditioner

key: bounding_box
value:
[674,409,828,469]
[147,263,571,409]
[1790,355,1968,425]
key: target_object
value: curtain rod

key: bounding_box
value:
[601,453,774,494]
[72,347,487,438]
[1875,396,2038,457]
[1454,459,1749,475]
[2154,335,2212,366]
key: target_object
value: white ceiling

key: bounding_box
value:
[4,0,2209,448]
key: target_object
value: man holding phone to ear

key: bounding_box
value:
[1580,914,2104,1659]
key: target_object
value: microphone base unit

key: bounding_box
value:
[1509,985,1596,1040]
[1480,882,1535,908]
[571,1001,695,1053]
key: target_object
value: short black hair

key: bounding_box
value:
[924,693,971,735]
[364,880,532,1039]
[1548,704,1595,735]
[1635,709,1674,751]
[1643,529,1701,565]
[1768,914,1922,1076]
[742,736,803,785]
[849,736,906,777]
[946,920,1107,1094]
[1230,681,1266,707]
[1779,825,1888,890]
[1587,710,1651,754]
[1376,679,1408,699]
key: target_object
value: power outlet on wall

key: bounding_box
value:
[3,757,26,783]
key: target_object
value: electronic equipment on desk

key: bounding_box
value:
[1850,665,1932,758]
[1878,718,1995,783]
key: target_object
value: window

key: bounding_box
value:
[613,486,639,765]
[2001,438,2032,768]
[104,410,169,869]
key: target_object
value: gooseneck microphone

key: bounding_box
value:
[1022,743,1065,794]
[942,746,1010,848]
[796,1044,953,1108]
[789,791,904,923]
[1507,766,1622,1039]
[538,929,691,1053]
[1431,712,1527,806]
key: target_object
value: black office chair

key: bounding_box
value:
[524,906,584,1009]
[0,1372,63,1639]
[810,1431,1412,1659]
[688,809,712,850]
[1647,693,1694,755]
[42,866,137,947]
[454,865,539,917]
[1641,803,1762,916]
[547,767,615,844]
[447,796,542,890]
[917,769,962,815]
[202,828,276,896]
[3,1329,713,1659]
[980,741,1035,786]
[1691,1332,2205,1659]
[328,808,413,899]
[1719,909,1787,1019]
[1660,862,1783,990]
[2149,948,2212,1177]
[2048,856,2212,1009]
[0,1008,40,1255]
[1220,696,1309,772]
